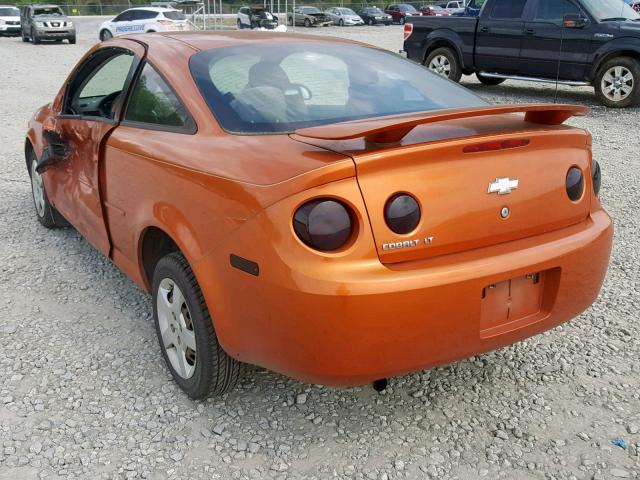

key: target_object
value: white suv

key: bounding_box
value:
[98,7,190,41]
[0,5,20,37]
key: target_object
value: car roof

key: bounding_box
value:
[126,31,365,52]
[124,6,179,12]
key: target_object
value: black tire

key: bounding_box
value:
[31,27,40,44]
[367,18,374,25]
[304,18,311,27]
[288,16,293,26]
[152,252,243,399]
[399,16,405,25]
[100,29,112,41]
[476,73,506,85]
[425,46,462,82]
[21,29,29,42]
[338,19,344,26]
[594,56,640,108]
[68,36,76,44]
[27,150,69,229]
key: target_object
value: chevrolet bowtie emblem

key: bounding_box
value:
[488,177,519,195]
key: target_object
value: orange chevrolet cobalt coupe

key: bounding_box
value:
[26,32,612,399]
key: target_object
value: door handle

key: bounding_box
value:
[480,26,489,33]
[524,28,535,35]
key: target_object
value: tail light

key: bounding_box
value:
[158,19,173,25]
[403,23,413,40]
[591,160,601,196]
[566,167,584,202]
[293,199,353,251]
[385,194,420,234]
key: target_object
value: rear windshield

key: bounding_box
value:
[163,10,186,20]
[0,7,19,15]
[33,7,64,16]
[190,42,487,134]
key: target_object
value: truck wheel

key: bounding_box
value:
[28,151,69,229]
[476,73,506,85]
[595,57,640,108]
[425,47,462,82]
[152,252,243,399]
[31,27,40,44]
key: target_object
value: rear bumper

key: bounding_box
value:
[196,208,612,386]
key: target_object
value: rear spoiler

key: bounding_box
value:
[294,104,590,145]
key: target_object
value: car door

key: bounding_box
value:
[475,0,529,74]
[43,41,145,256]
[112,10,134,36]
[131,10,156,32]
[238,7,249,26]
[521,0,591,80]
[103,62,197,267]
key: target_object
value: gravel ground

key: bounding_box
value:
[0,20,639,480]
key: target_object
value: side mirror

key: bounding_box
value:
[563,14,587,28]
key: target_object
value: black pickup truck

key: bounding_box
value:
[403,0,640,107]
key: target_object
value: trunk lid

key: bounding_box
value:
[292,105,592,264]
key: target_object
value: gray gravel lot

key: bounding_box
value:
[1,19,639,480]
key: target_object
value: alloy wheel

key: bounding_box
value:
[601,66,634,102]
[157,278,197,379]
[428,55,451,78]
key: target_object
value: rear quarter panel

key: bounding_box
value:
[405,17,478,68]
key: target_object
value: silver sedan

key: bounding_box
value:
[324,7,364,26]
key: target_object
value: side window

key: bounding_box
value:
[133,10,157,20]
[125,64,193,130]
[490,0,527,19]
[69,52,135,119]
[533,0,581,22]
[113,11,131,22]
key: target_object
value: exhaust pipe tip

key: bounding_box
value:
[372,378,388,392]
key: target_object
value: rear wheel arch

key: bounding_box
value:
[140,226,181,290]
[423,37,463,67]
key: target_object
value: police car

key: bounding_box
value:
[98,7,190,41]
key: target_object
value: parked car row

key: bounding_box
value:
[0,4,76,43]
[241,3,464,29]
